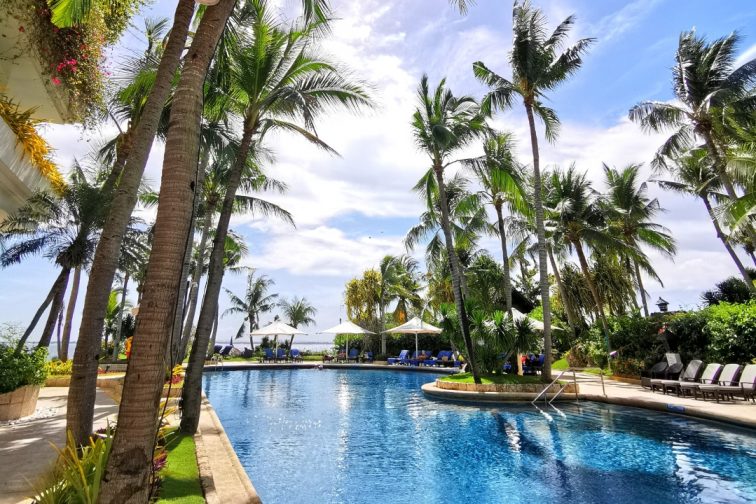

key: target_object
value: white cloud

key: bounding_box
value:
[734,42,756,69]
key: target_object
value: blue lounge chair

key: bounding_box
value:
[290,348,303,362]
[388,350,409,365]
[408,350,421,366]
[432,350,452,367]
[275,348,287,362]
[420,350,435,366]
[261,347,274,363]
[362,351,374,363]
[213,344,223,354]
[347,348,359,363]
[219,345,233,357]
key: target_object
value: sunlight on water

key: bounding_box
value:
[205,369,756,504]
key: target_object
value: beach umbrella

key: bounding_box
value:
[248,320,305,352]
[320,320,375,357]
[511,309,564,332]
[383,316,442,357]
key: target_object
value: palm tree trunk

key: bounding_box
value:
[16,268,67,352]
[60,266,82,361]
[524,102,552,380]
[634,260,650,317]
[547,245,578,336]
[111,272,129,361]
[379,298,386,354]
[432,163,479,384]
[206,304,219,359]
[495,203,513,316]
[37,267,71,350]
[56,305,63,359]
[67,0,196,447]
[99,4,236,502]
[702,195,755,292]
[181,125,255,435]
[749,250,756,268]
[573,240,612,357]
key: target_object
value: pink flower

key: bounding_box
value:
[51,77,61,86]
[18,26,25,33]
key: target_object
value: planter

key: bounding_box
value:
[435,379,578,394]
[46,375,71,387]
[0,384,41,421]
[163,386,183,398]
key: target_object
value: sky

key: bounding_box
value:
[3,0,756,348]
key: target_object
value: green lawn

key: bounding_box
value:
[440,372,545,384]
[551,358,606,375]
[157,434,204,504]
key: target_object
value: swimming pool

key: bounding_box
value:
[204,369,756,504]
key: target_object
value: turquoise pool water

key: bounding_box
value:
[204,369,756,504]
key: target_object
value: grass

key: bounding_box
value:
[440,372,545,384]
[156,434,204,504]
[551,358,607,376]
[553,358,568,370]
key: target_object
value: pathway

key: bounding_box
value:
[0,387,119,504]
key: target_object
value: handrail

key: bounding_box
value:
[532,368,587,405]
[532,369,568,404]
[548,369,578,405]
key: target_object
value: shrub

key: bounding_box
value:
[46,359,73,376]
[704,301,756,363]
[0,343,48,394]
[611,358,645,378]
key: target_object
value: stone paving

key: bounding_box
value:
[0,387,118,504]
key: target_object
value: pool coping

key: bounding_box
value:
[421,382,579,402]
[202,362,459,374]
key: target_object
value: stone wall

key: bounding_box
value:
[435,379,578,394]
[0,384,40,421]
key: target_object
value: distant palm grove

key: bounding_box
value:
[0,0,754,502]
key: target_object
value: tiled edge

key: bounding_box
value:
[198,396,262,504]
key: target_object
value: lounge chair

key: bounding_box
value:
[651,359,702,394]
[707,364,756,403]
[219,345,233,358]
[290,348,303,362]
[362,351,374,363]
[261,347,274,363]
[213,344,223,354]
[275,348,287,362]
[408,350,422,366]
[698,363,742,401]
[678,363,723,398]
[640,361,668,388]
[436,350,456,367]
[241,347,254,359]
[347,348,359,363]
[532,354,545,374]
[388,350,409,365]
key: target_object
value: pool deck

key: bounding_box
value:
[423,372,756,429]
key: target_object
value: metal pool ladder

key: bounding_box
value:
[531,368,600,406]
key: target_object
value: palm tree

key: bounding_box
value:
[1,165,105,352]
[629,30,756,249]
[473,0,594,379]
[462,132,527,316]
[376,255,423,353]
[279,296,318,348]
[182,2,370,436]
[602,164,677,316]
[224,271,278,351]
[655,149,755,291]
[410,75,487,383]
[545,166,631,355]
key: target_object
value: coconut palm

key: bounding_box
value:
[473,1,594,379]
[629,30,756,249]
[411,74,487,383]
[545,166,634,355]
[602,164,677,316]
[1,164,105,352]
[655,149,755,291]
[182,4,370,436]
[279,296,317,348]
[462,132,527,316]
[224,271,278,351]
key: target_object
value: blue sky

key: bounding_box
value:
[3,0,756,347]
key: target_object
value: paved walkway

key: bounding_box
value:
[570,373,755,428]
[0,387,119,504]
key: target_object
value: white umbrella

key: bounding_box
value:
[248,321,305,353]
[320,320,375,358]
[383,316,442,357]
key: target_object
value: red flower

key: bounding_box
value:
[18,26,25,33]
[51,77,61,85]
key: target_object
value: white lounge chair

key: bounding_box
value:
[698,363,741,401]
[678,363,723,398]
[708,364,756,403]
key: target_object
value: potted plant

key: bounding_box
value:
[0,339,48,421]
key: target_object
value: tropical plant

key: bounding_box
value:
[603,163,677,316]
[279,296,317,348]
[223,271,279,351]
[473,0,594,379]
[411,74,487,383]
[702,274,755,306]
[0,341,47,394]
[629,30,756,249]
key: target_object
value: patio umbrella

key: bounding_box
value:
[383,316,442,357]
[248,320,305,352]
[320,320,375,357]
[511,309,564,332]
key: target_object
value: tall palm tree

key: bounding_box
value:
[410,75,487,383]
[545,166,632,355]
[655,149,755,291]
[1,165,105,352]
[629,30,756,249]
[473,0,594,379]
[224,271,278,350]
[603,164,677,316]
[462,132,527,316]
[182,2,370,436]
[279,296,318,348]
